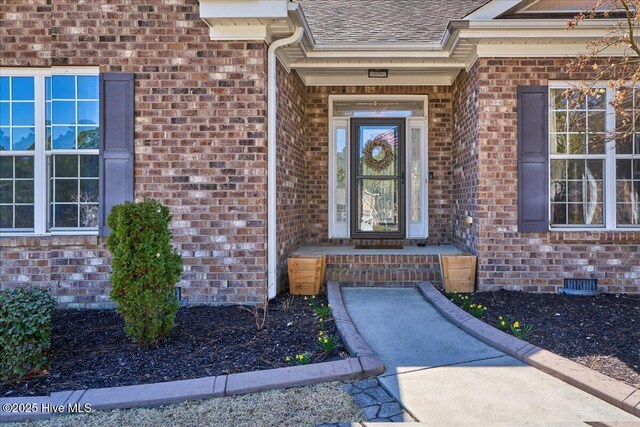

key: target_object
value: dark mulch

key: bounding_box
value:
[468,290,640,387]
[1,294,346,397]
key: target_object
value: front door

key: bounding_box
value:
[350,118,405,239]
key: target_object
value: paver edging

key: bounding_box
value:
[417,281,640,418]
[1,359,368,423]
[327,281,385,377]
[1,286,379,424]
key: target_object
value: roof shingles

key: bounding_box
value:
[297,0,491,44]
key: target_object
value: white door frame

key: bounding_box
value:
[327,94,429,239]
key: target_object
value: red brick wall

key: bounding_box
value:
[276,61,306,290]
[475,57,640,293]
[0,0,269,306]
[451,63,480,254]
[305,86,454,245]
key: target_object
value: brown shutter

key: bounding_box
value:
[99,73,135,236]
[517,85,549,232]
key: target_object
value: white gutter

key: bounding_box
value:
[267,26,304,300]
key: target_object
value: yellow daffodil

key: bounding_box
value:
[513,321,520,329]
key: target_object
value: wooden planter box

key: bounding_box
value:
[439,254,477,293]
[287,255,326,296]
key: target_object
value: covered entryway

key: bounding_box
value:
[328,96,429,241]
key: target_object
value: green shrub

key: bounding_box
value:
[107,198,183,345]
[0,288,56,381]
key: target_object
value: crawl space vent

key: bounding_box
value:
[559,279,598,296]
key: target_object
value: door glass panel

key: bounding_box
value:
[357,179,399,233]
[353,122,403,236]
[357,126,399,176]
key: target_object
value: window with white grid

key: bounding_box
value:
[549,84,640,230]
[0,69,99,235]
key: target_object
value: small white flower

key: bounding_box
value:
[156,253,161,258]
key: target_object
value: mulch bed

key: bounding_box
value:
[468,290,640,387]
[1,294,346,398]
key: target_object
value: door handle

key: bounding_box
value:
[401,171,405,185]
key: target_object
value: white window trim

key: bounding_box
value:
[0,67,100,237]
[548,81,639,231]
[327,94,429,239]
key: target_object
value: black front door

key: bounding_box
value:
[350,118,405,239]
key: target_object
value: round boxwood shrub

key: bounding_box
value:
[0,288,56,381]
[107,198,183,345]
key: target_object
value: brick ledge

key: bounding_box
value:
[0,235,101,248]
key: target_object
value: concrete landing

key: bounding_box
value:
[341,287,639,425]
[293,244,461,256]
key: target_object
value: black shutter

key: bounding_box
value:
[99,73,135,236]
[517,85,549,233]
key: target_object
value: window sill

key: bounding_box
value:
[0,231,99,238]
[0,233,101,248]
[549,229,640,243]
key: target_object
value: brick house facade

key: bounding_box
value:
[1,0,639,307]
[1,1,269,306]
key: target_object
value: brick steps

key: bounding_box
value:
[326,267,441,286]
[322,253,443,285]
[326,254,441,270]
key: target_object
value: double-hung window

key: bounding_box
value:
[549,84,640,229]
[0,69,99,235]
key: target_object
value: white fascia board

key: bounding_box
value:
[208,25,272,42]
[290,61,466,70]
[464,18,623,32]
[198,0,288,19]
[309,42,443,51]
[301,72,457,86]
[287,2,316,47]
[464,0,527,20]
[476,42,635,57]
[303,49,452,59]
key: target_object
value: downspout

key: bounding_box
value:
[267,27,304,299]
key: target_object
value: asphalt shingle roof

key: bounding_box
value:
[297,0,491,44]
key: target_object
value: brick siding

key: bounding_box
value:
[0,0,269,306]
[3,1,637,302]
[276,61,307,291]
[451,63,480,255]
[474,57,640,293]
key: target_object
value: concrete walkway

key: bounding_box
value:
[342,287,639,425]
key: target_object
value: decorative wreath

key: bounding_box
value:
[363,138,394,172]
